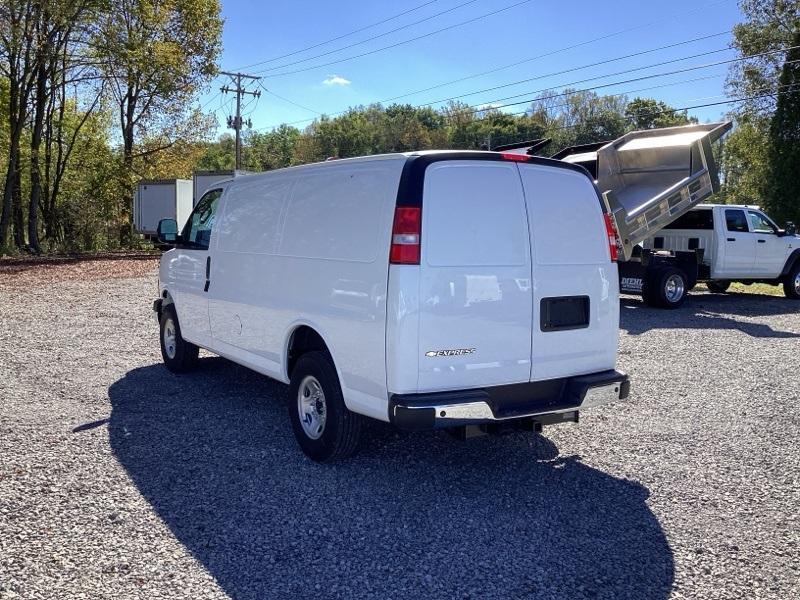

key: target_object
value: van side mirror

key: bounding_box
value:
[156,218,179,245]
[785,221,797,236]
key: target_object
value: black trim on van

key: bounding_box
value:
[394,152,598,208]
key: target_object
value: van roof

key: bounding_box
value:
[228,149,591,185]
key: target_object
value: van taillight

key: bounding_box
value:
[390,206,421,264]
[604,213,619,262]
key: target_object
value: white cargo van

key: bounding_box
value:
[153,151,629,461]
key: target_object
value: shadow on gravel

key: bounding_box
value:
[109,359,673,600]
[621,294,800,338]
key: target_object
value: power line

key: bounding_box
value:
[251,0,481,73]
[256,0,536,77]
[257,0,731,78]
[234,0,443,70]
[253,71,727,135]
[258,81,322,115]
[418,45,733,108]
[220,71,262,169]
[253,27,735,131]
[425,45,800,120]
[456,81,800,148]
[254,45,797,134]
[384,30,730,103]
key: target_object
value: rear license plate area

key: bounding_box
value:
[540,296,590,332]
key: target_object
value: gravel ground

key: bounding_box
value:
[1,261,798,600]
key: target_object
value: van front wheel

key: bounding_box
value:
[288,351,362,462]
[159,304,199,373]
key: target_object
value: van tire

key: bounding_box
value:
[288,351,362,462]
[783,263,800,299]
[159,304,199,373]
[643,267,687,309]
[706,280,731,294]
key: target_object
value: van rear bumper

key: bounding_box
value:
[389,370,629,431]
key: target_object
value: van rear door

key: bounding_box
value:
[517,163,619,381]
[417,160,533,391]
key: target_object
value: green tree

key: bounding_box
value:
[625,97,697,130]
[727,0,800,116]
[764,29,800,224]
[718,118,770,204]
[95,0,222,242]
[721,1,800,213]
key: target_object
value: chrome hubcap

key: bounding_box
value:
[297,376,326,440]
[163,318,177,359]
[794,273,800,295]
[665,275,685,303]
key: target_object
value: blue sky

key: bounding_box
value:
[199,0,744,135]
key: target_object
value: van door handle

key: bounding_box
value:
[726,238,735,242]
[757,239,766,243]
[204,256,211,292]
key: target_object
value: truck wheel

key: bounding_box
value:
[706,280,731,294]
[288,351,362,462]
[159,304,199,373]
[643,267,687,309]
[783,263,800,299]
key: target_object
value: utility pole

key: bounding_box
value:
[220,71,262,170]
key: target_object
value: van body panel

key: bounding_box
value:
[206,157,407,419]
[416,161,534,392]
[159,150,626,431]
[385,266,421,395]
[518,165,619,381]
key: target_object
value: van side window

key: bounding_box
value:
[183,189,222,250]
[747,210,776,234]
[725,209,748,233]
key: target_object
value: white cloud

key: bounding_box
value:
[322,74,351,87]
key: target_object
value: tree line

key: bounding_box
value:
[1,0,798,255]
[0,0,222,253]
[196,94,695,175]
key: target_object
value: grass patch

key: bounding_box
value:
[724,282,784,296]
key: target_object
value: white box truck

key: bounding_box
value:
[133,179,193,237]
[193,170,234,207]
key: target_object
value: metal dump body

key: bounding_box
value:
[595,122,731,260]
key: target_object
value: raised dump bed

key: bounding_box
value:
[556,122,732,260]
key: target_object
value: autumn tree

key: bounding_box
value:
[0,0,37,250]
[95,0,222,242]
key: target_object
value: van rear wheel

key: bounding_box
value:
[288,351,362,462]
[643,267,687,309]
[159,304,199,373]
